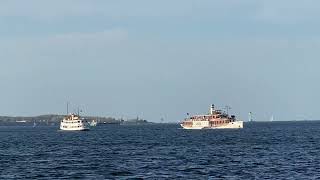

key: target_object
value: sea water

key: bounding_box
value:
[0,122,320,179]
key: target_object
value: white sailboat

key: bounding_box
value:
[33,120,37,128]
[270,115,274,122]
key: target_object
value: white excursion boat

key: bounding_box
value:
[60,114,89,131]
[180,104,243,129]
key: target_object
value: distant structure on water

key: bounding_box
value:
[89,119,97,127]
[248,112,253,122]
[120,116,150,125]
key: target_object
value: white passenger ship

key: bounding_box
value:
[181,104,243,129]
[60,114,89,131]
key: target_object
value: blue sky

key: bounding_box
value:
[1,0,320,121]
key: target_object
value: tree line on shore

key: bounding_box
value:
[0,114,150,125]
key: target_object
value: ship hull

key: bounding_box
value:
[60,122,89,131]
[181,121,243,129]
[59,127,89,131]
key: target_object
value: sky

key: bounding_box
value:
[1,0,320,122]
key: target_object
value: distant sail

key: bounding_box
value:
[270,115,274,122]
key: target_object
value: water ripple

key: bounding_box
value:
[1,122,320,179]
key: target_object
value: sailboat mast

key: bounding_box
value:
[249,112,253,122]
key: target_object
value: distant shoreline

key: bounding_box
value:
[0,114,152,125]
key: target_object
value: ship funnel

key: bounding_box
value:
[210,104,215,115]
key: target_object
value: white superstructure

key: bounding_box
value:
[60,114,89,131]
[181,104,243,129]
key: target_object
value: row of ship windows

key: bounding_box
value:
[190,116,226,120]
[63,121,82,124]
[62,126,82,128]
[211,121,229,124]
[184,121,230,125]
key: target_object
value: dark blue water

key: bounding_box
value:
[1,122,320,179]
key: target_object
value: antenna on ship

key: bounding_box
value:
[225,105,231,115]
[77,107,83,116]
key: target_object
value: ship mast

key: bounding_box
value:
[225,105,231,115]
[77,107,81,116]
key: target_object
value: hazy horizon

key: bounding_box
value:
[1,1,320,122]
